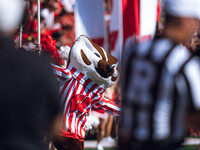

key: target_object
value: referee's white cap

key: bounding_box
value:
[165,0,200,19]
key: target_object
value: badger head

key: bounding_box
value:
[68,35,118,89]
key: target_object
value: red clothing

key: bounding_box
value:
[52,64,120,141]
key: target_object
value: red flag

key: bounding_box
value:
[122,0,140,43]
[122,0,158,48]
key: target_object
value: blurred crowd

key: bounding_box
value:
[14,0,75,51]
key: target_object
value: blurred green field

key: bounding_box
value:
[84,145,200,150]
[184,145,199,150]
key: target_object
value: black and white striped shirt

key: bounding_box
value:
[119,38,200,150]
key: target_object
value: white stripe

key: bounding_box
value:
[53,66,72,80]
[99,88,105,94]
[84,81,93,95]
[184,57,200,109]
[174,74,188,140]
[77,104,92,118]
[81,129,85,137]
[153,68,174,140]
[93,88,98,93]
[93,104,99,109]
[53,69,62,82]
[71,112,76,133]
[73,70,80,79]
[153,98,172,140]
[66,113,70,130]
[51,63,60,68]
[81,120,86,137]
[76,83,83,95]
[64,80,78,109]
[103,48,108,62]
[71,83,82,133]
[60,79,74,105]
[151,39,173,62]
[98,101,120,111]
[78,116,86,137]
[166,45,190,75]
[86,82,93,91]
[64,81,78,130]
[79,73,89,85]
[85,103,92,110]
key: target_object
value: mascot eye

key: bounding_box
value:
[94,53,101,58]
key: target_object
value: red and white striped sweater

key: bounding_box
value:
[52,64,120,141]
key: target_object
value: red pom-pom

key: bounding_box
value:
[41,34,63,65]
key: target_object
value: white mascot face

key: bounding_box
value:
[68,35,118,89]
[0,0,24,34]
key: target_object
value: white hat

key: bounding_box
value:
[165,0,200,19]
[0,0,25,33]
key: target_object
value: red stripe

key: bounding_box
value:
[122,0,140,45]
[101,99,120,116]
[91,95,103,106]
[79,116,87,137]
[87,84,98,94]
[76,114,85,137]
[95,87,104,96]
[76,72,84,82]
[53,65,71,76]
[58,67,120,139]
[76,81,92,136]
[59,67,77,99]
[68,80,85,133]
[70,67,77,75]
[99,89,105,95]
[62,79,76,130]
[66,80,79,132]
[92,97,120,116]
[80,78,92,94]
[56,75,67,81]
[60,79,72,101]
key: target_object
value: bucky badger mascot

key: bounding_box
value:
[51,35,120,150]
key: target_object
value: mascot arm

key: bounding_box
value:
[92,97,120,117]
[51,63,72,82]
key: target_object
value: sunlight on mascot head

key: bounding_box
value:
[68,35,118,89]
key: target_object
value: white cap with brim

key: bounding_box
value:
[165,0,200,19]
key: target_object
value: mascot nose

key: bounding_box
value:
[106,65,113,73]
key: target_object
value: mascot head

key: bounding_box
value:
[68,35,118,89]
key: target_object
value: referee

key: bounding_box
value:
[118,0,200,150]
